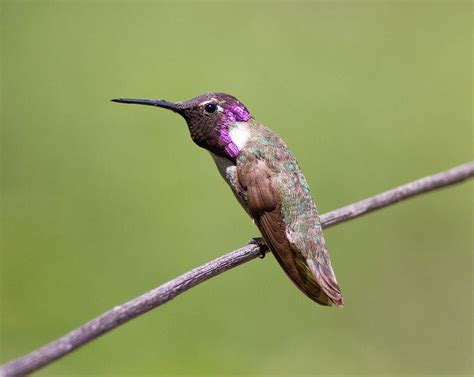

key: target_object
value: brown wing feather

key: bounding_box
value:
[238,160,337,306]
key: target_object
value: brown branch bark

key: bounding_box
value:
[1,162,473,377]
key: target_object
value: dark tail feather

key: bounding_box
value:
[307,259,344,307]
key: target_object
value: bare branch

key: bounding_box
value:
[321,162,474,228]
[1,162,473,377]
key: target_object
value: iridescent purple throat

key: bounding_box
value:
[218,102,250,159]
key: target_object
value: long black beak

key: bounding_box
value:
[111,98,182,112]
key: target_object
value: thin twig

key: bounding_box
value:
[1,162,473,377]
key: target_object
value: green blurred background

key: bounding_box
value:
[1,1,472,376]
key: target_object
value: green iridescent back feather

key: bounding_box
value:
[236,119,343,306]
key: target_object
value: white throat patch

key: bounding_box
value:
[228,122,250,150]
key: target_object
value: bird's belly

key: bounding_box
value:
[209,152,250,215]
[209,152,235,184]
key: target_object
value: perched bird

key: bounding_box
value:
[112,93,343,307]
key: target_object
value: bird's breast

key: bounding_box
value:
[228,121,251,150]
[209,152,236,185]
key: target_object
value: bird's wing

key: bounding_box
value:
[237,159,342,306]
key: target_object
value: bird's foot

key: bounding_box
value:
[249,237,268,259]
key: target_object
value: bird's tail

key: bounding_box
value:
[306,258,344,307]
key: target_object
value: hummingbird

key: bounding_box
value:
[112,93,343,307]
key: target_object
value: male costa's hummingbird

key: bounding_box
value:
[112,93,343,307]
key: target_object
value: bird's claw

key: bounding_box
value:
[249,237,268,259]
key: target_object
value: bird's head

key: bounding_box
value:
[112,92,251,160]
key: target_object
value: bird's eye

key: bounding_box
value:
[204,103,218,113]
